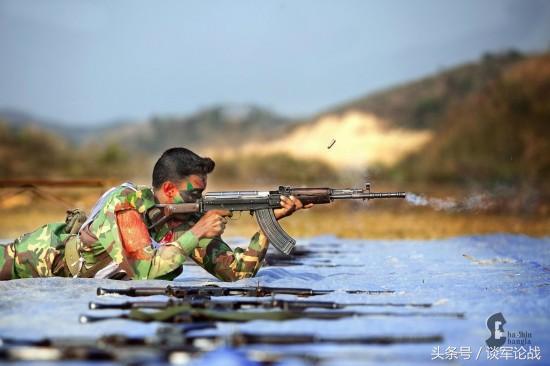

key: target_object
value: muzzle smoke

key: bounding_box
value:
[405,193,495,212]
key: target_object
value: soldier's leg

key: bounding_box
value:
[11,223,66,278]
[0,242,16,280]
[190,232,269,282]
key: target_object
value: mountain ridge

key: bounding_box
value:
[1,49,547,189]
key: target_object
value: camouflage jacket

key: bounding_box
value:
[0,183,269,281]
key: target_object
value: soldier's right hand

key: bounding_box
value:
[190,210,232,239]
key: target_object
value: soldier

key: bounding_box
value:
[0,147,311,281]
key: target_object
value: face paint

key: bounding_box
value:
[176,180,204,203]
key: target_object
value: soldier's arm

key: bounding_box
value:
[172,196,305,282]
[170,223,269,281]
[115,209,269,281]
[91,191,198,280]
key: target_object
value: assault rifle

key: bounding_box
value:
[148,183,405,254]
[79,305,464,324]
[0,326,443,363]
[89,298,432,311]
[79,304,465,323]
[0,332,442,351]
[96,284,394,298]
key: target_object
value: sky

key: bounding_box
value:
[0,0,549,125]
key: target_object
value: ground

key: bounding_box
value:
[0,234,548,365]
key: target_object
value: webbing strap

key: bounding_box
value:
[79,182,137,234]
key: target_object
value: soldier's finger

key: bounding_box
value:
[280,200,293,209]
[290,196,303,209]
[289,196,300,207]
[209,209,232,217]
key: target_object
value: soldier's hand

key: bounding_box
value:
[190,210,232,239]
[274,196,314,220]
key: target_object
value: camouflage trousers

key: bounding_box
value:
[0,223,71,280]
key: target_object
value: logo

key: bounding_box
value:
[486,312,507,347]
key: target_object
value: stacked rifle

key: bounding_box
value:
[79,283,462,323]
[1,283,457,364]
[0,282,462,364]
[1,242,464,364]
[0,324,443,364]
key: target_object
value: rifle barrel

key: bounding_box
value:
[331,191,406,200]
[231,333,443,346]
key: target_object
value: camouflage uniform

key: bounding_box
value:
[0,183,269,281]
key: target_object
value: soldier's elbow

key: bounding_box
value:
[216,271,254,282]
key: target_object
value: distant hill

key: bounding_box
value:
[322,50,525,130]
[1,50,547,192]
[216,50,531,169]
[0,108,95,143]
[218,111,433,169]
[0,105,292,151]
[392,52,550,190]
[96,105,296,153]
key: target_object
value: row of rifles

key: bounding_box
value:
[0,281,464,364]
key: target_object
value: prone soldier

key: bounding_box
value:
[0,147,311,281]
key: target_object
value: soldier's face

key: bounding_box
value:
[159,174,207,204]
[176,174,207,203]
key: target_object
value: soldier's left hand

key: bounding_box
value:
[274,195,314,220]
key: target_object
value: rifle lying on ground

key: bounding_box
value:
[147,183,405,254]
[96,284,394,297]
[79,304,465,323]
[89,298,432,311]
[0,328,443,349]
[0,325,206,363]
[0,325,443,363]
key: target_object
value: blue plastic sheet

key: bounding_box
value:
[0,234,548,365]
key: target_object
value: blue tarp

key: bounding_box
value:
[0,234,548,365]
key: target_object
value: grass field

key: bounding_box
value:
[1,201,548,241]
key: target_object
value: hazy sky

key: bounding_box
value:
[1,0,549,125]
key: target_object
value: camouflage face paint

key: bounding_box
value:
[171,181,193,204]
[176,180,204,203]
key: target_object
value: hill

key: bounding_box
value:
[0,105,293,151]
[322,50,525,130]
[213,51,531,170]
[217,111,433,169]
[391,52,550,192]
[99,105,295,153]
[1,50,547,193]
[0,108,107,143]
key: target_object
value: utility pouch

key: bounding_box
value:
[62,209,88,276]
[64,209,88,235]
[64,235,83,276]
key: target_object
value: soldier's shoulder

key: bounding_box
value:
[128,186,156,213]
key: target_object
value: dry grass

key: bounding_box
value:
[223,208,550,239]
[1,204,548,241]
